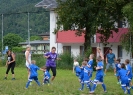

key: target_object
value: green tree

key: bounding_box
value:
[3,33,23,49]
[30,36,42,41]
[56,0,131,57]
[120,2,133,53]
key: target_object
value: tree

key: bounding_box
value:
[56,0,131,57]
[120,2,133,53]
[30,36,42,41]
[3,33,23,49]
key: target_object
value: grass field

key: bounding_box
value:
[0,67,132,95]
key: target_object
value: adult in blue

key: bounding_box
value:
[44,47,60,82]
[105,49,116,75]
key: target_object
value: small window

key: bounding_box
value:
[118,45,123,58]
[63,46,71,54]
[80,46,84,56]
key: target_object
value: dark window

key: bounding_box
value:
[118,45,123,58]
[63,46,71,54]
[80,46,84,56]
[104,47,110,60]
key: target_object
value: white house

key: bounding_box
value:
[35,0,133,64]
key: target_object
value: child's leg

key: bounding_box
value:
[102,83,106,91]
[91,80,97,92]
[86,82,91,91]
[26,80,31,88]
[34,77,40,86]
[121,85,127,93]
[79,80,84,90]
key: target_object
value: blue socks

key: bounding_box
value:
[26,80,40,88]
[102,83,106,91]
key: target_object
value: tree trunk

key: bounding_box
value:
[84,26,92,57]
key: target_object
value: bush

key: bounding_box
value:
[57,52,74,69]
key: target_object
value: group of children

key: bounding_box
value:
[74,54,133,94]
[25,60,51,89]
[73,54,106,94]
[115,58,133,94]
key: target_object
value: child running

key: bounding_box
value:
[43,66,51,85]
[25,60,44,89]
[115,58,121,84]
[90,56,107,94]
[125,59,133,89]
[79,61,91,91]
[87,54,94,78]
[73,59,79,73]
[118,63,130,94]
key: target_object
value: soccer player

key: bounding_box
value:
[43,66,51,85]
[87,54,94,78]
[79,61,91,91]
[125,59,133,89]
[115,58,121,84]
[74,64,81,77]
[25,60,44,89]
[118,63,130,94]
[90,56,107,94]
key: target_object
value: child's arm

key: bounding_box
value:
[96,66,103,70]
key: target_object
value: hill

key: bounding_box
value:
[0,0,50,40]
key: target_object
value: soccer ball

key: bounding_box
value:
[74,62,79,66]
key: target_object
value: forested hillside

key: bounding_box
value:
[0,0,50,40]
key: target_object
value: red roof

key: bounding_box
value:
[56,28,129,43]
[56,30,85,43]
[96,28,129,43]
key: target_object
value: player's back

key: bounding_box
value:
[119,69,128,81]
[83,66,91,81]
[96,61,104,76]
[88,59,93,70]
[126,64,132,78]
[44,70,51,79]
[30,64,39,77]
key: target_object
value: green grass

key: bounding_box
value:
[0,67,132,95]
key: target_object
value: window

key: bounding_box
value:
[63,46,71,54]
[80,46,84,56]
[118,45,123,58]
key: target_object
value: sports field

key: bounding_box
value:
[0,67,131,95]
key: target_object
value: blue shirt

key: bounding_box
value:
[75,66,81,77]
[83,66,91,81]
[118,69,128,83]
[88,59,94,70]
[79,66,84,80]
[45,52,57,67]
[115,63,121,72]
[96,61,104,76]
[29,64,40,77]
[106,53,115,64]
[126,64,132,79]
[44,70,51,79]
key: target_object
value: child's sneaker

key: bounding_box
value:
[12,78,15,80]
[104,91,107,93]
[124,90,127,94]
[89,91,94,94]
[79,88,83,91]
[4,77,7,80]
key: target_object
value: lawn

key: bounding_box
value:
[0,67,132,95]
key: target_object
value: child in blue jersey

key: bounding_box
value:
[90,56,107,94]
[25,60,44,89]
[115,58,121,84]
[43,66,51,85]
[74,64,81,78]
[79,61,92,91]
[125,59,133,89]
[73,59,79,73]
[118,63,130,94]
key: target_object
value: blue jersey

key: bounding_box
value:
[118,69,129,84]
[29,64,40,77]
[96,61,104,77]
[88,59,94,70]
[83,66,91,81]
[75,66,81,77]
[106,53,115,64]
[79,66,84,80]
[44,70,51,79]
[126,64,132,79]
[115,63,121,72]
